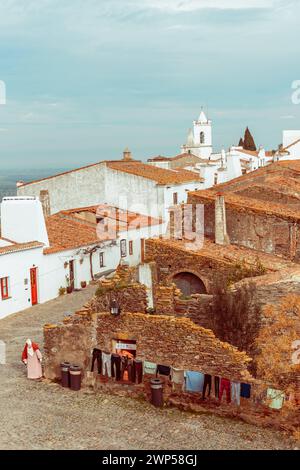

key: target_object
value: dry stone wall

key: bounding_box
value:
[44,310,252,383]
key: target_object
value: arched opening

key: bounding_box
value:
[200,131,205,144]
[173,272,207,296]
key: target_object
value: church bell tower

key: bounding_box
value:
[181,109,213,158]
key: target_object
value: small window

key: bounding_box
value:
[200,131,205,144]
[1,277,9,300]
[129,241,133,256]
[214,173,218,185]
[120,239,127,258]
[173,192,178,205]
[99,252,105,268]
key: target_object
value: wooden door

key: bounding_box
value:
[69,260,75,291]
[30,268,38,306]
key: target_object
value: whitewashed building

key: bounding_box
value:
[181,110,213,158]
[17,150,202,224]
[282,130,300,159]
[0,197,163,319]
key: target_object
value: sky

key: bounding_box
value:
[0,0,299,169]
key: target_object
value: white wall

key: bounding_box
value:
[0,247,44,319]
[18,163,107,214]
[138,263,153,309]
[0,222,164,319]
[1,197,49,246]
[17,163,169,221]
[164,181,201,213]
[104,166,168,221]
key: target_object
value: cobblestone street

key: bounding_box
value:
[0,287,294,450]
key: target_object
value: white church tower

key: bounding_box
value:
[181,109,213,158]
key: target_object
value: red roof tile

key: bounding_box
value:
[189,160,300,222]
[44,205,163,254]
[107,161,202,184]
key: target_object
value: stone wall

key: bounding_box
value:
[87,264,148,314]
[44,309,95,380]
[174,294,213,329]
[153,282,214,328]
[233,267,300,314]
[44,310,252,383]
[188,193,300,261]
[145,238,231,294]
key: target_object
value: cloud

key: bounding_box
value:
[137,0,276,12]
[280,115,295,120]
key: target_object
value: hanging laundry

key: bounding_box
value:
[132,359,143,384]
[202,374,212,399]
[156,364,171,377]
[143,361,157,375]
[231,382,241,406]
[121,356,134,382]
[184,371,204,393]
[219,378,231,403]
[111,353,122,381]
[91,348,102,374]
[171,367,185,391]
[214,376,220,398]
[240,383,251,399]
[102,352,112,378]
[267,388,285,410]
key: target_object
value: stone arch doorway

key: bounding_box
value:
[173,272,207,296]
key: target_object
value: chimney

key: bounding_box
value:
[39,190,51,217]
[123,147,132,161]
[215,194,229,246]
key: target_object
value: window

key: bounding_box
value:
[99,252,105,268]
[200,131,205,144]
[1,277,9,300]
[129,241,133,256]
[173,192,178,205]
[214,173,218,185]
[120,239,127,258]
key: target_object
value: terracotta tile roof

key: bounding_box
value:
[148,155,171,162]
[19,158,202,188]
[44,204,164,254]
[106,161,202,184]
[94,204,163,230]
[189,160,300,222]
[44,214,100,254]
[61,204,163,230]
[148,153,200,163]
[0,241,44,256]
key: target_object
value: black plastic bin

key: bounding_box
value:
[69,365,82,391]
[60,362,71,388]
[150,378,164,407]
